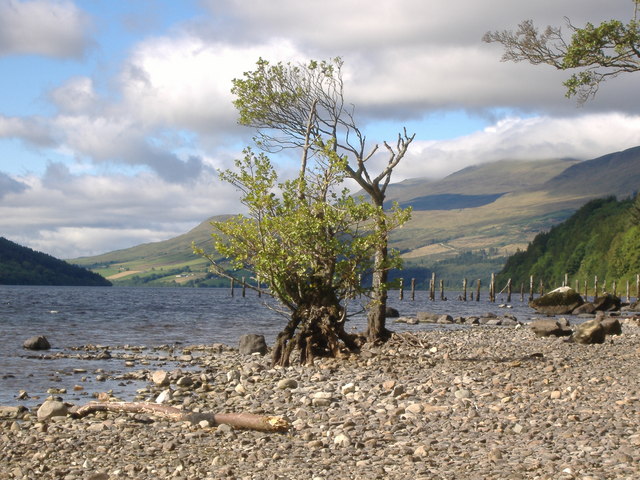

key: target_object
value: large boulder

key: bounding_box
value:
[573,319,606,344]
[238,334,268,356]
[23,335,51,350]
[529,287,584,315]
[530,318,572,337]
[592,294,621,312]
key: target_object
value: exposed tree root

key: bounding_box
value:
[71,402,290,433]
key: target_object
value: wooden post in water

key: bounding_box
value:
[429,272,436,301]
[241,277,246,297]
[584,279,588,301]
[506,278,512,303]
[230,278,235,297]
[440,279,445,301]
[594,276,598,298]
[520,282,524,302]
[399,278,404,300]
[462,278,468,301]
[529,275,534,301]
[476,279,481,302]
[626,280,630,303]
[411,278,416,301]
[612,281,617,297]
[489,273,495,302]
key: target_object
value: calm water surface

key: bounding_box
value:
[0,285,545,407]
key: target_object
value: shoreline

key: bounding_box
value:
[2,317,640,479]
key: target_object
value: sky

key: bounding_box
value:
[1,0,640,258]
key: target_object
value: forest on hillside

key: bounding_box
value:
[0,237,112,286]
[497,195,640,289]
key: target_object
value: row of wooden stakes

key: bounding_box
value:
[397,273,640,303]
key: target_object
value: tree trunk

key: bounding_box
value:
[367,206,392,343]
[72,402,289,432]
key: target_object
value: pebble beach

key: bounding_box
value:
[2,317,640,480]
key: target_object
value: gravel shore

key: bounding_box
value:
[2,317,640,480]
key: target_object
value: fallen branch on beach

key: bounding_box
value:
[71,401,290,433]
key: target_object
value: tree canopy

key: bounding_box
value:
[484,1,640,103]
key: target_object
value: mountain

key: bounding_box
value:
[0,237,111,286]
[497,196,640,288]
[69,146,640,286]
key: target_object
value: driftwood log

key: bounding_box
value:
[72,401,290,433]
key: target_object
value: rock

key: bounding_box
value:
[37,400,69,421]
[176,376,193,387]
[23,335,51,350]
[573,319,606,344]
[151,370,170,386]
[572,302,597,315]
[500,316,519,326]
[437,314,454,324]
[155,389,172,404]
[238,334,268,355]
[529,287,584,315]
[530,318,572,337]
[385,306,400,318]
[333,433,352,448]
[599,316,622,335]
[416,312,440,323]
[593,294,622,312]
[0,406,27,418]
[277,378,298,390]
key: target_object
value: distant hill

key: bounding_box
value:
[0,237,112,286]
[69,146,640,286]
[497,196,640,288]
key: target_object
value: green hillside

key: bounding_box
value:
[497,196,640,288]
[0,237,111,286]
[69,146,640,286]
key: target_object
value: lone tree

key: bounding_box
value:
[231,57,415,343]
[483,1,640,103]
[195,146,409,367]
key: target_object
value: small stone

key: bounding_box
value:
[23,335,51,350]
[341,383,355,395]
[151,370,169,387]
[454,389,471,399]
[176,376,193,387]
[155,389,172,404]
[333,433,351,448]
[413,445,429,457]
[37,400,69,421]
[277,378,298,390]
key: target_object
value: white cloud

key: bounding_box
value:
[0,164,242,258]
[0,0,93,58]
[393,113,640,180]
[0,115,56,147]
[119,34,304,136]
[49,76,99,114]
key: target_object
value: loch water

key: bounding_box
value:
[0,285,556,407]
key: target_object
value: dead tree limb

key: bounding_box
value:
[72,402,290,433]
